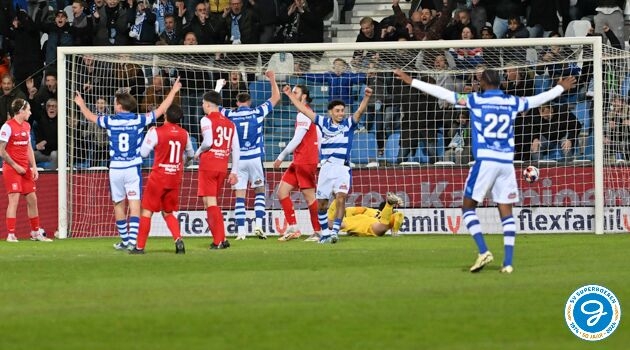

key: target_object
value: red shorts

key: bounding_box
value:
[281,163,317,189]
[197,169,227,197]
[142,177,180,213]
[2,166,36,195]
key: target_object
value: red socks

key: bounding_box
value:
[207,206,225,245]
[6,217,16,234]
[29,216,40,232]
[279,196,297,226]
[136,216,151,250]
[164,214,181,241]
[308,201,321,232]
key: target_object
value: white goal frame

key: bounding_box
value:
[56,37,605,238]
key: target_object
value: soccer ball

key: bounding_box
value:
[523,165,539,183]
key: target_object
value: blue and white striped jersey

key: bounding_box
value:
[457,89,527,163]
[220,101,273,160]
[315,115,357,165]
[97,111,155,169]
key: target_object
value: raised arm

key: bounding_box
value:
[266,70,281,107]
[352,87,373,124]
[393,69,457,105]
[282,85,317,122]
[74,91,99,123]
[153,77,182,119]
[525,76,576,109]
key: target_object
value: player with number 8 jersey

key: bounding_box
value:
[74,77,182,250]
[195,91,240,249]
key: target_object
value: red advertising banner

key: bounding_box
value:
[2,165,629,238]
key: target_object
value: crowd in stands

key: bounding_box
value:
[0,0,628,169]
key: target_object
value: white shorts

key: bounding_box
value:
[233,157,265,190]
[109,166,142,202]
[464,160,519,204]
[316,161,351,200]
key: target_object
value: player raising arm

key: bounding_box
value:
[74,77,182,250]
[283,84,372,244]
[273,85,321,242]
[130,104,194,254]
[194,91,240,249]
[394,68,576,273]
[216,70,281,240]
[0,99,52,242]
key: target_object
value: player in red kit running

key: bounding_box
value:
[273,85,322,242]
[130,104,194,254]
[194,91,240,249]
[0,99,52,242]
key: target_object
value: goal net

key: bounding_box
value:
[56,37,627,238]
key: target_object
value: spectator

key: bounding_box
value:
[469,0,486,37]
[393,0,453,41]
[157,13,183,45]
[38,10,75,72]
[75,96,110,167]
[90,0,106,15]
[251,0,281,44]
[593,0,625,47]
[530,103,582,162]
[444,8,477,40]
[448,25,484,85]
[140,74,180,113]
[404,0,438,18]
[27,0,50,23]
[184,2,224,45]
[428,54,455,109]
[71,0,94,46]
[444,109,471,164]
[1,74,27,125]
[392,74,442,164]
[503,16,529,38]
[34,98,59,170]
[8,9,43,95]
[112,57,146,99]
[276,0,329,60]
[177,31,214,139]
[352,16,402,65]
[301,58,366,112]
[92,0,131,46]
[526,0,560,38]
[364,64,391,157]
[0,0,15,55]
[152,0,175,34]
[74,54,115,107]
[29,72,58,125]
[492,0,524,39]
[502,65,534,97]
[219,71,248,108]
[221,0,259,44]
[603,95,630,162]
[129,0,159,45]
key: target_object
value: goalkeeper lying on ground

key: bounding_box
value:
[325,192,405,237]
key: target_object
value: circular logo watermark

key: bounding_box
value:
[565,285,621,341]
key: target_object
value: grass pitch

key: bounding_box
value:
[0,234,628,350]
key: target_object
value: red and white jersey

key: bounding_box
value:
[293,111,320,165]
[0,119,31,169]
[199,112,239,172]
[141,122,193,189]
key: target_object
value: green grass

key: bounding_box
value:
[0,235,628,350]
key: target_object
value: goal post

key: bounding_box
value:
[57,36,622,238]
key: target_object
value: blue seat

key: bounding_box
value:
[350,132,377,164]
[621,74,630,96]
[381,133,400,163]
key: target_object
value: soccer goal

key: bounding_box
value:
[57,37,630,238]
